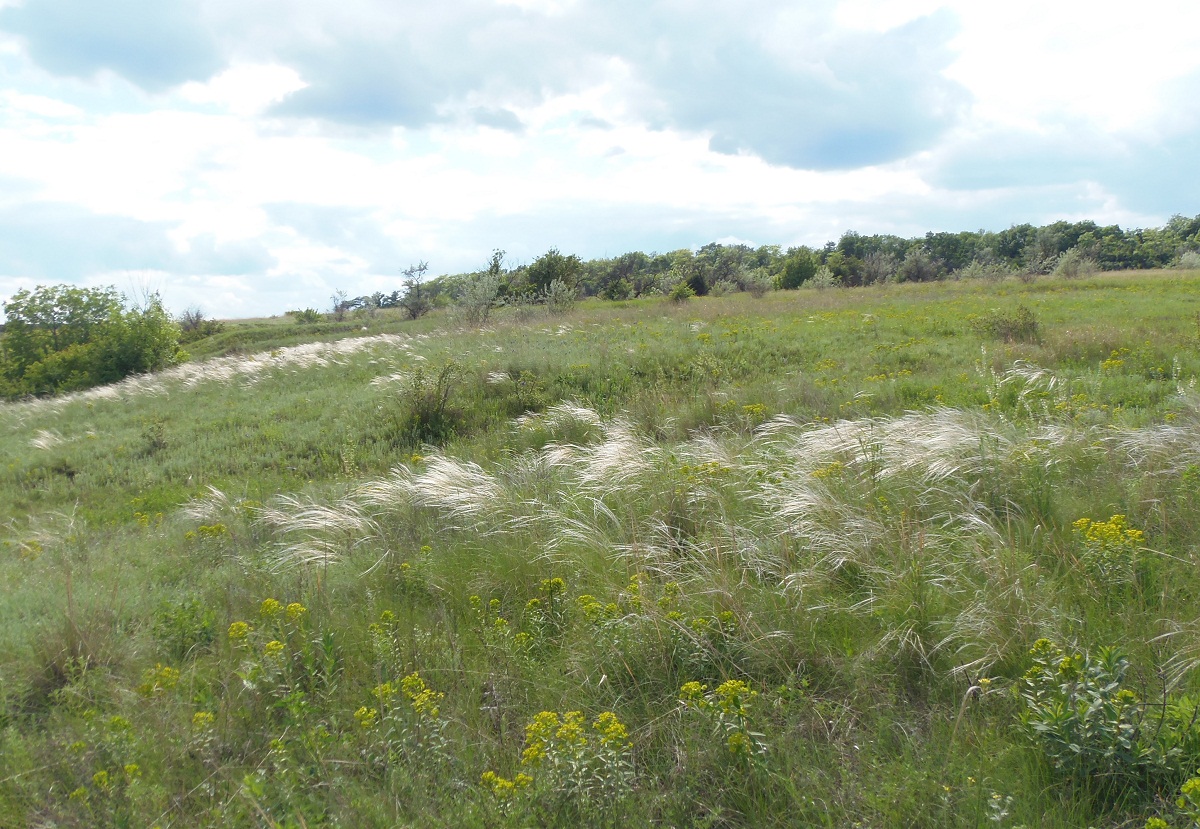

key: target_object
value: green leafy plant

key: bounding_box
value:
[1018,639,1200,802]
[679,679,768,765]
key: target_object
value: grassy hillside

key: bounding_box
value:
[4,271,1200,827]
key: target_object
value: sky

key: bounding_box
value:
[0,0,1198,318]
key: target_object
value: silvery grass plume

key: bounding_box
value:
[998,360,1067,415]
[516,401,604,432]
[359,455,515,535]
[1153,618,1200,691]
[0,333,416,413]
[257,493,380,570]
[540,419,661,493]
[1113,422,1200,475]
[29,429,64,450]
[5,507,82,562]
[534,495,629,561]
[945,542,1058,677]
[180,485,233,523]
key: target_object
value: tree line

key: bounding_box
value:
[408,214,1200,309]
[3,214,1199,399]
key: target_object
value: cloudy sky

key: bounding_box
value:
[0,0,1198,318]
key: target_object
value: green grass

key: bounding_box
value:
[3,271,1200,827]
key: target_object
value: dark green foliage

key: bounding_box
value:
[778,248,819,289]
[668,280,695,302]
[525,248,583,295]
[290,308,323,324]
[152,598,217,661]
[1,285,183,398]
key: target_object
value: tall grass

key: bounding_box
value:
[4,271,1200,826]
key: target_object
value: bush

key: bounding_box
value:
[1,286,183,397]
[386,362,463,447]
[958,258,1011,282]
[895,248,941,282]
[290,308,322,325]
[778,249,818,289]
[1174,251,1200,270]
[807,265,840,289]
[177,307,224,344]
[543,278,577,315]
[970,305,1040,343]
[601,277,633,301]
[668,281,695,303]
[457,272,501,325]
[738,267,773,298]
[1052,247,1098,279]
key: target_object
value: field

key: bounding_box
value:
[4,271,1200,827]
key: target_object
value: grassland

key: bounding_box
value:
[4,271,1200,827]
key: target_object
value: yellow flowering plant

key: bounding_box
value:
[500,708,634,810]
[1018,638,1200,801]
[1072,514,1144,586]
[356,671,449,773]
[679,679,768,763]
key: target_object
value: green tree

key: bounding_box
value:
[2,285,120,380]
[1,285,182,397]
[399,261,432,319]
[778,248,818,289]
[526,248,583,296]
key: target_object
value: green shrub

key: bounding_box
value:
[543,278,577,315]
[970,304,1040,343]
[667,280,695,303]
[290,308,322,324]
[1053,247,1098,279]
[387,361,463,447]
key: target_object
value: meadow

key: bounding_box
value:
[4,271,1200,827]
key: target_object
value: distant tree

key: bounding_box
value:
[3,285,118,379]
[1,285,182,397]
[330,289,350,321]
[399,261,432,319]
[526,248,583,296]
[861,250,899,284]
[601,251,647,298]
[824,251,864,285]
[779,248,819,289]
[1023,227,1063,274]
[895,248,941,282]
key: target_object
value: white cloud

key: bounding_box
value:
[0,0,1197,317]
[178,64,307,116]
